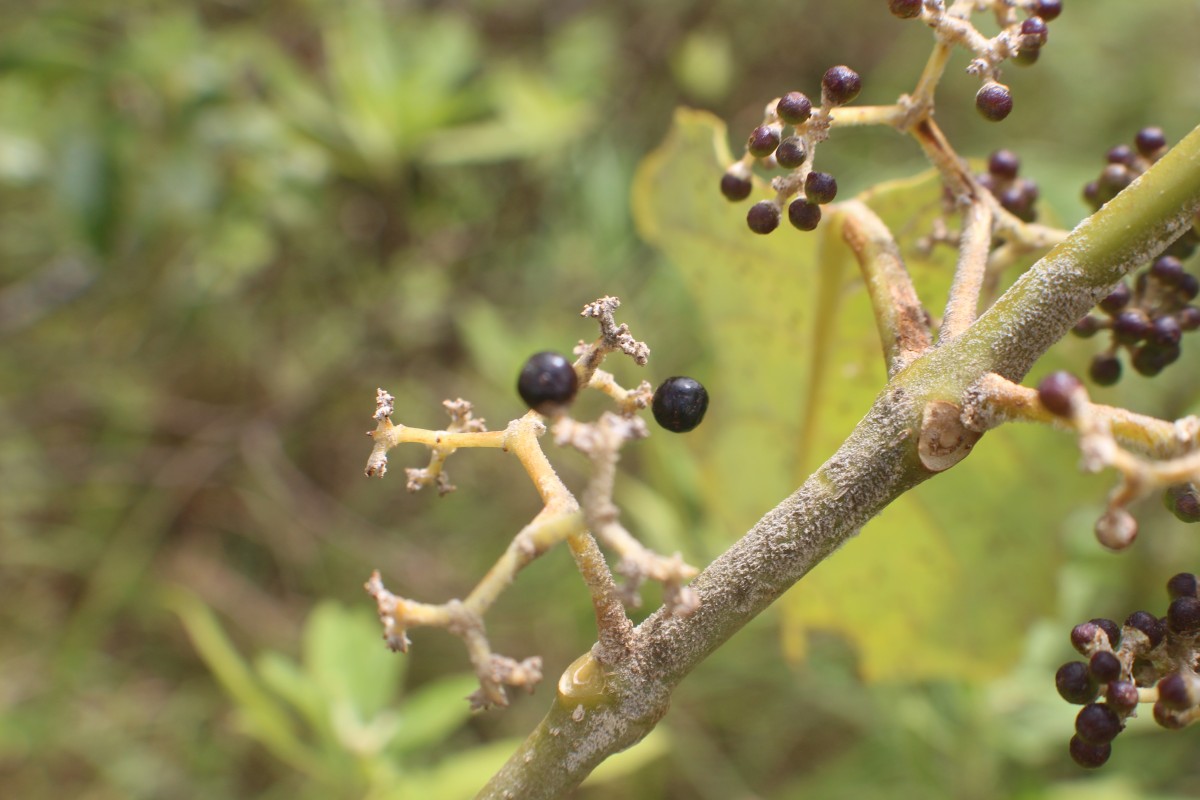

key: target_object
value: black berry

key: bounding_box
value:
[1154,701,1188,730]
[1070,621,1100,654]
[1131,342,1179,377]
[1106,681,1138,713]
[775,137,808,169]
[720,171,753,202]
[1135,126,1167,157]
[1091,618,1121,649]
[1124,610,1165,649]
[1088,651,1122,684]
[1068,735,1111,769]
[1033,0,1063,21]
[776,92,813,125]
[804,171,838,204]
[976,83,1013,122]
[1056,661,1098,705]
[652,376,709,433]
[1037,371,1082,417]
[788,199,822,231]
[1180,306,1200,331]
[1075,703,1122,746]
[748,125,781,158]
[517,352,578,414]
[1167,572,1199,599]
[1112,309,1150,344]
[1106,144,1135,165]
[1151,255,1185,285]
[1098,282,1131,313]
[987,149,1020,180]
[821,65,862,106]
[1020,16,1049,45]
[1179,273,1200,301]
[1164,485,1200,524]
[888,0,923,19]
[1088,354,1121,386]
[1151,316,1182,348]
[1157,672,1195,711]
[1072,315,1102,338]
[747,201,781,235]
[1167,596,1200,633]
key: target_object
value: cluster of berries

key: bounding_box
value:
[1083,127,1182,213]
[976,149,1039,222]
[517,352,708,433]
[1071,254,1199,384]
[1054,572,1200,768]
[1071,128,1200,383]
[719,66,858,236]
[974,0,1062,121]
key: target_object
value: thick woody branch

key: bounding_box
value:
[478,121,1200,798]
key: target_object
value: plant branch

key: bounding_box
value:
[835,200,932,375]
[478,120,1200,798]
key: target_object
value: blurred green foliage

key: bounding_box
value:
[1,1,1199,798]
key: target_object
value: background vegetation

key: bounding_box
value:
[1,0,1198,797]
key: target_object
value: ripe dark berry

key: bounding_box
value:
[1164,485,1200,524]
[1167,572,1199,599]
[517,352,578,414]
[1106,681,1139,713]
[1106,144,1135,165]
[1151,255,1185,285]
[1072,315,1102,338]
[1088,651,1122,684]
[1033,0,1063,21]
[1124,610,1165,649]
[1020,16,1049,45]
[1098,282,1131,313]
[1157,672,1196,711]
[776,92,813,125]
[1068,735,1111,769]
[975,83,1013,122]
[1131,342,1179,377]
[1180,306,1200,331]
[1154,701,1189,730]
[1083,181,1100,208]
[821,65,862,106]
[1179,273,1200,301]
[1071,621,1101,654]
[788,199,822,231]
[987,149,1020,180]
[888,0,923,19]
[1167,596,1200,633]
[775,137,807,169]
[1012,44,1040,67]
[652,376,709,433]
[748,125,781,158]
[1037,371,1083,417]
[1056,662,1098,705]
[1098,164,1133,198]
[804,171,838,204]
[747,201,781,235]
[1151,316,1182,348]
[1075,703,1122,746]
[1112,309,1150,344]
[1135,126,1167,157]
[1091,618,1121,648]
[1088,354,1121,386]
[720,170,753,202]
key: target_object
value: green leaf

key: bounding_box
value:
[302,601,403,720]
[632,108,1104,682]
[387,674,479,757]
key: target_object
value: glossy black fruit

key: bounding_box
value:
[652,377,709,433]
[517,352,578,414]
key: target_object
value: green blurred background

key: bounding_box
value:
[2,1,1199,798]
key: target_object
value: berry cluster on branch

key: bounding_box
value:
[362,297,708,708]
[1055,572,1200,768]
